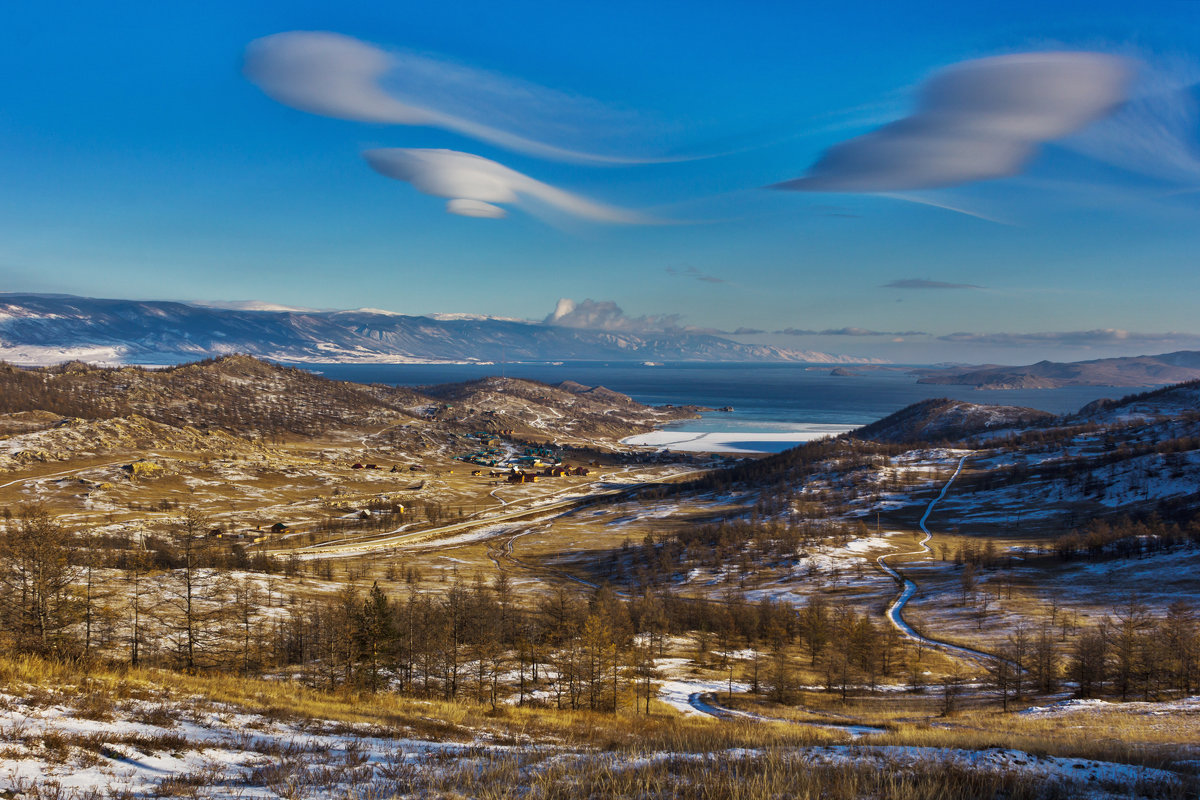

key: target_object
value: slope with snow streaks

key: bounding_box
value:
[851,398,1054,444]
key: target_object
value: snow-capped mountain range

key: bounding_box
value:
[0,294,878,366]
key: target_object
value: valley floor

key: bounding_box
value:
[3,365,1200,798]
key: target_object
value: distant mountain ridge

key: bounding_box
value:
[0,293,878,366]
[914,351,1200,389]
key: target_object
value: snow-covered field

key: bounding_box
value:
[2,685,1188,799]
[1022,696,1200,716]
[0,689,490,798]
[622,425,856,454]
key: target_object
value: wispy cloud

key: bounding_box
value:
[544,298,682,332]
[881,193,1014,225]
[244,31,658,164]
[939,329,1200,348]
[772,52,1133,192]
[665,265,726,284]
[1065,54,1200,183]
[776,327,928,336]
[364,148,653,223]
[884,278,983,290]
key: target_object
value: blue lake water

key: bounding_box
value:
[300,362,1139,437]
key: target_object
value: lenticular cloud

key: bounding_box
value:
[244,31,649,164]
[775,52,1135,192]
[363,148,650,223]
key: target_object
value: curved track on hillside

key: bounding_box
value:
[288,469,708,558]
[875,454,1000,665]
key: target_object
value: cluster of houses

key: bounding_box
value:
[342,431,593,489]
[505,465,590,484]
[350,463,425,472]
[206,521,290,544]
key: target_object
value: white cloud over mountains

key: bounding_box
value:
[774,52,1134,192]
[543,299,682,332]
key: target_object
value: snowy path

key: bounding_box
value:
[875,454,1000,665]
[0,460,125,493]
[686,691,887,738]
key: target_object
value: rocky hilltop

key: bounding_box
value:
[0,355,699,466]
[849,398,1055,444]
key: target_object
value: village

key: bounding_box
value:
[154,427,621,551]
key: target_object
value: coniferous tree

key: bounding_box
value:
[0,505,80,656]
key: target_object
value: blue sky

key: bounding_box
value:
[1,0,1198,363]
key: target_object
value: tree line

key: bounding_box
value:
[4,502,1197,713]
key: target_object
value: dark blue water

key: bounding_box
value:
[299,362,1136,432]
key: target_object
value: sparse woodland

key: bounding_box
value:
[3,496,1198,719]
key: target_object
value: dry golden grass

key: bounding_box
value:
[726,686,1200,770]
[0,654,832,754]
[2,654,1197,799]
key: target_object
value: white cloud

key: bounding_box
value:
[1065,55,1200,183]
[243,31,650,164]
[363,148,651,223]
[774,52,1134,192]
[445,199,507,219]
[544,298,682,332]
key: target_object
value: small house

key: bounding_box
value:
[269,522,290,534]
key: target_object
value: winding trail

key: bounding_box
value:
[875,453,998,665]
[0,460,125,493]
[687,692,886,738]
[290,468,708,558]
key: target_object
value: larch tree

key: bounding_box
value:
[0,505,80,656]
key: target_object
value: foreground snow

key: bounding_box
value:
[1022,696,1200,716]
[0,690,486,798]
[0,685,1190,799]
